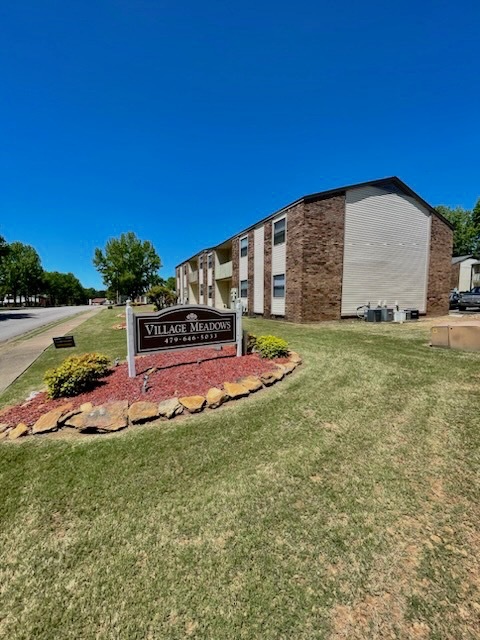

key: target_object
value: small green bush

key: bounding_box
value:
[44,353,111,399]
[255,335,289,359]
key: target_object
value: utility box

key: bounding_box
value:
[365,308,382,322]
[430,326,450,348]
[449,325,480,351]
[431,324,480,351]
[381,308,394,322]
[405,309,419,320]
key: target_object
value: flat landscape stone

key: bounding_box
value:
[283,362,297,374]
[179,395,206,413]
[128,401,159,424]
[32,403,73,434]
[9,423,29,439]
[0,429,11,440]
[289,351,302,364]
[0,423,9,434]
[239,376,263,392]
[206,387,228,409]
[271,366,285,381]
[80,402,94,412]
[223,381,250,399]
[260,372,277,386]
[66,401,128,432]
[158,397,183,419]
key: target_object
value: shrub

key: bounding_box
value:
[255,335,289,359]
[44,353,111,399]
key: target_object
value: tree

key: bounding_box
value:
[436,205,479,257]
[147,284,177,309]
[165,276,176,291]
[93,232,161,302]
[0,236,9,295]
[1,242,43,304]
[43,271,87,306]
[0,235,8,260]
[472,198,480,231]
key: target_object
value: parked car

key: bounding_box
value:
[458,287,480,311]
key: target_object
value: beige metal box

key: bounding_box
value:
[430,326,450,348]
[448,325,480,351]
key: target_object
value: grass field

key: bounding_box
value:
[1,313,480,639]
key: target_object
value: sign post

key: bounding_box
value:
[126,300,136,378]
[235,298,243,357]
[126,303,242,378]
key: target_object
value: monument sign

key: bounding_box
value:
[126,301,242,377]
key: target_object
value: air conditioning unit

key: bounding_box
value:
[365,308,382,322]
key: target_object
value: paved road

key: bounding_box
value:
[0,306,93,344]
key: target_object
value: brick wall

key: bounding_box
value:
[427,215,454,315]
[263,222,272,318]
[302,195,345,321]
[284,195,345,322]
[285,203,305,323]
[210,252,215,307]
[232,238,239,301]
[247,230,254,315]
[450,262,460,290]
[202,252,208,303]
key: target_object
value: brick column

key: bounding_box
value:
[264,222,272,318]
[427,215,453,315]
[285,202,305,323]
[211,252,215,307]
[247,230,254,315]
[298,195,346,322]
[203,251,208,304]
[232,238,239,298]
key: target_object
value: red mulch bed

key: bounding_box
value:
[1,346,287,427]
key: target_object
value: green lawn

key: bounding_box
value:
[1,315,480,639]
[0,307,132,409]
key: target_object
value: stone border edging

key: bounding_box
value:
[0,351,302,440]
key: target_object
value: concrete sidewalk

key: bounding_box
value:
[0,307,102,395]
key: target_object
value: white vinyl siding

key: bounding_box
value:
[239,236,248,310]
[459,259,478,291]
[341,186,431,315]
[254,226,265,313]
[271,214,286,315]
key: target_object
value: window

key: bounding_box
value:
[273,274,285,298]
[207,253,213,269]
[273,218,286,245]
[199,256,203,270]
[208,285,213,299]
[200,284,204,297]
[240,280,248,298]
[240,237,248,258]
[184,265,187,275]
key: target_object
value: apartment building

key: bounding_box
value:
[176,177,454,322]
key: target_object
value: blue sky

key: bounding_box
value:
[1,0,479,289]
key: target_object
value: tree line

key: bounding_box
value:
[0,237,105,306]
[436,198,480,257]
[0,231,175,308]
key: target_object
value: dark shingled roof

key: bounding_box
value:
[176,176,454,268]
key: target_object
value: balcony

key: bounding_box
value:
[215,261,232,280]
[189,270,198,284]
